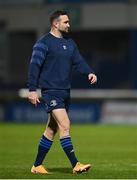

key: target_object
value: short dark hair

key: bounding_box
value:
[49,10,68,25]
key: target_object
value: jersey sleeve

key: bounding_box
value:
[72,41,94,75]
[28,41,48,91]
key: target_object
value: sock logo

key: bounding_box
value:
[70,149,74,153]
[50,100,57,107]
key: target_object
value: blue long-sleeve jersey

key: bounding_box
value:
[28,33,94,91]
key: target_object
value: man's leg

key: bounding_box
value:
[51,109,78,166]
[44,114,58,140]
[31,114,58,173]
[52,108,91,173]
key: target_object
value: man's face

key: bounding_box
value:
[56,15,70,33]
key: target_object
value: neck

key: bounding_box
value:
[50,28,63,38]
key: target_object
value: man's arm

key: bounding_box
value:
[28,41,48,105]
[72,42,97,84]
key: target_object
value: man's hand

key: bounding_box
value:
[28,91,40,106]
[88,73,97,84]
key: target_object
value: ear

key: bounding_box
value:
[53,20,59,28]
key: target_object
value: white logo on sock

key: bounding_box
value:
[70,149,74,153]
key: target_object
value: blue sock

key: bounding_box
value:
[60,136,78,168]
[34,135,53,167]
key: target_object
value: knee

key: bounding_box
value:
[45,126,58,140]
[59,121,70,136]
[49,127,58,136]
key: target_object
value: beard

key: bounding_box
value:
[59,28,70,37]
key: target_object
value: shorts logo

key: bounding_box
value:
[50,100,57,107]
[63,45,67,50]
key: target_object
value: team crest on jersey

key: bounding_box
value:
[63,45,67,50]
[50,100,57,107]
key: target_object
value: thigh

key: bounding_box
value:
[44,114,58,139]
[47,113,58,131]
[51,108,70,128]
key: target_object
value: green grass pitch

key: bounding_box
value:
[0,123,137,179]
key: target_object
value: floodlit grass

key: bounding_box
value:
[0,123,137,179]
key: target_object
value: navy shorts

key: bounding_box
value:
[41,89,70,113]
